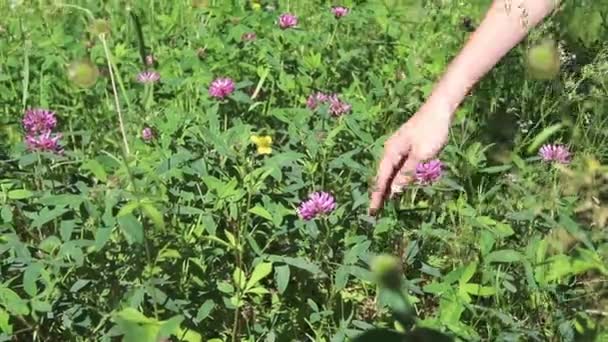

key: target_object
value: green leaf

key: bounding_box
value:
[93,227,113,251]
[0,308,12,334]
[233,267,246,290]
[217,281,234,294]
[118,214,144,245]
[492,222,515,238]
[140,201,165,230]
[177,328,202,342]
[39,235,62,253]
[114,308,160,342]
[8,189,33,200]
[157,248,181,261]
[274,265,290,294]
[461,283,496,297]
[267,255,326,277]
[158,315,184,340]
[31,207,68,228]
[545,249,607,282]
[526,123,562,155]
[334,265,349,291]
[348,265,374,283]
[0,288,29,315]
[229,90,251,103]
[121,324,159,342]
[196,300,215,322]
[224,230,237,248]
[246,286,269,295]
[248,205,273,222]
[38,194,84,208]
[459,262,477,285]
[60,220,75,241]
[31,299,52,312]
[564,6,605,48]
[478,230,496,257]
[439,293,465,324]
[479,164,512,174]
[245,262,273,291]
[485,249,523,264]
[118,200,140,218]
[23,262,43,297]
[1,205,13,223]
[115,307,157,325]
[70,279,90,293]
[81,159,107,182]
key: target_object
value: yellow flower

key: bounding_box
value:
[250,135,272,155]
[251,0,261,11]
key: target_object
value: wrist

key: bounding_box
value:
[419,89,458,124]
[431,59,478,112]
[422,73,471,123]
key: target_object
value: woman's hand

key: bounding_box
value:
[368,100,452,216]
[368,0,556,216]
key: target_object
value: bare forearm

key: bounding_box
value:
[428,0,556,118]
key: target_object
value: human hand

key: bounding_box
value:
[368,101,453,216]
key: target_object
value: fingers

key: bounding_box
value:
[369,143,410,216]
[389,156,420,197]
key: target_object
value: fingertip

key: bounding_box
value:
[368,190,384,217]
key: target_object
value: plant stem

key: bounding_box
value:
[100,34,130,156]
[232,167,255,342]
[231,296,241,342]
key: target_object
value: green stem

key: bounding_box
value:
[231,296,241,342]
[325,21,338,49]
[53,3,95,20]
[232,162,256,342]
[100,35,130,156]
[109,119,160,320]
[144,83,154,111]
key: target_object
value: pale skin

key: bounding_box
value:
[369,0,558,216]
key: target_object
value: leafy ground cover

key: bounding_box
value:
[1,1,607,341]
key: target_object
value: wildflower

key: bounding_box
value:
[526,39,560,80]
[251,1,261,11]
[136,70,160,84]
[306,92,329,110]
[297,191,336,221]
[141,127,154,142]
[22,108,57,134]
[145,54,155,66]
[415,159,443,184]
[328,94,351,116]
[371,254,402,290]
[67,60,99,88]
[209,77,236,99]
[278,13,298,29]
[241,32,257,42]
[89,19,111,36]
[250,135,272,155]
[332,6,349,18]
[25,131,63,153]
[539,144,571,164]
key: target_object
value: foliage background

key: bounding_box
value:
[0,0,607,341]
